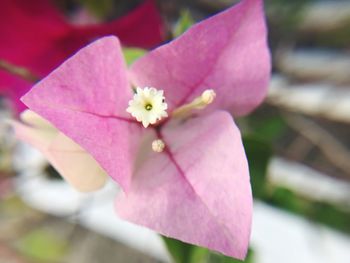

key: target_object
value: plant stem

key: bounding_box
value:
[0,59,39,83]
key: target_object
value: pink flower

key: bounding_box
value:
[0,0,164,112]
[15,0,270,259]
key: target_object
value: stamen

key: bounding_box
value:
[172,89,216,118]
[152,139,165,153]
[201,89,216,104]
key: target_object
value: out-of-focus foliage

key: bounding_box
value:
[123,48,147,65]
[314,21,350,48]
[207,251,254,263]
[78,0,114,18]
[163,236,208,263]
[243,136,272,199]
[266,0,310,26]
[17,229,67,262]
[174,10,195,37]
[241,111,350,234]
[266,0,311,51]
[266,187,350,234]
[244,114,287,144]
[162,236,254,263]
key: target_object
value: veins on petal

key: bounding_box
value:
[155,128,236,249]
[173,4,251,109]
[88,111,139,124]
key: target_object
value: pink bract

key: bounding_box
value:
[0,0,164,112]
[12,110,108,192]
[19,0,270,259]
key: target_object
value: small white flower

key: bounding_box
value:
[126,87,168,128]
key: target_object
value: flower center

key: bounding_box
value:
[126,87,168,128]
[127,87,217,153]
[145,103,153,111]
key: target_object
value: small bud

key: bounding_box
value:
[201,89,216,104]
[152,139,165,153]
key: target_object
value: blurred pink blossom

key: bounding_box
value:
[0,0,164,112]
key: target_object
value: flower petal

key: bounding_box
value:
[12,111,108,192]
[21,36,141,191]
[21,109,55,130]
[49,132,108,192]
[116,111,252,259]
[130,0,270,116]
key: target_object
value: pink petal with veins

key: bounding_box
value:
[130,0,270,115]
[21,36,141,191]
[116,111,252,259]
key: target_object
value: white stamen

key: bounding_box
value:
[152,139,165,153]
[172,89,217,118]
[126,87,168,128]
[201,89,216,104]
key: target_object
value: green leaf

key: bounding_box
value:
[190,246,210,263]
[162,236,209,263]
[174,10,195,37]
[207,248,254,263]
[123,48,146,65]
[266,187,350,234]
[243,136,272,199]
[162,236,255,263]
[311,202,350,233]
[17,229,67,262]
[78,0,114,18]
[268,187,309,214]
[242,113,287,143]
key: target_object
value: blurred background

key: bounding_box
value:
[0,0,349,262]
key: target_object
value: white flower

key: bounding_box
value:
[126,87,168,128]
